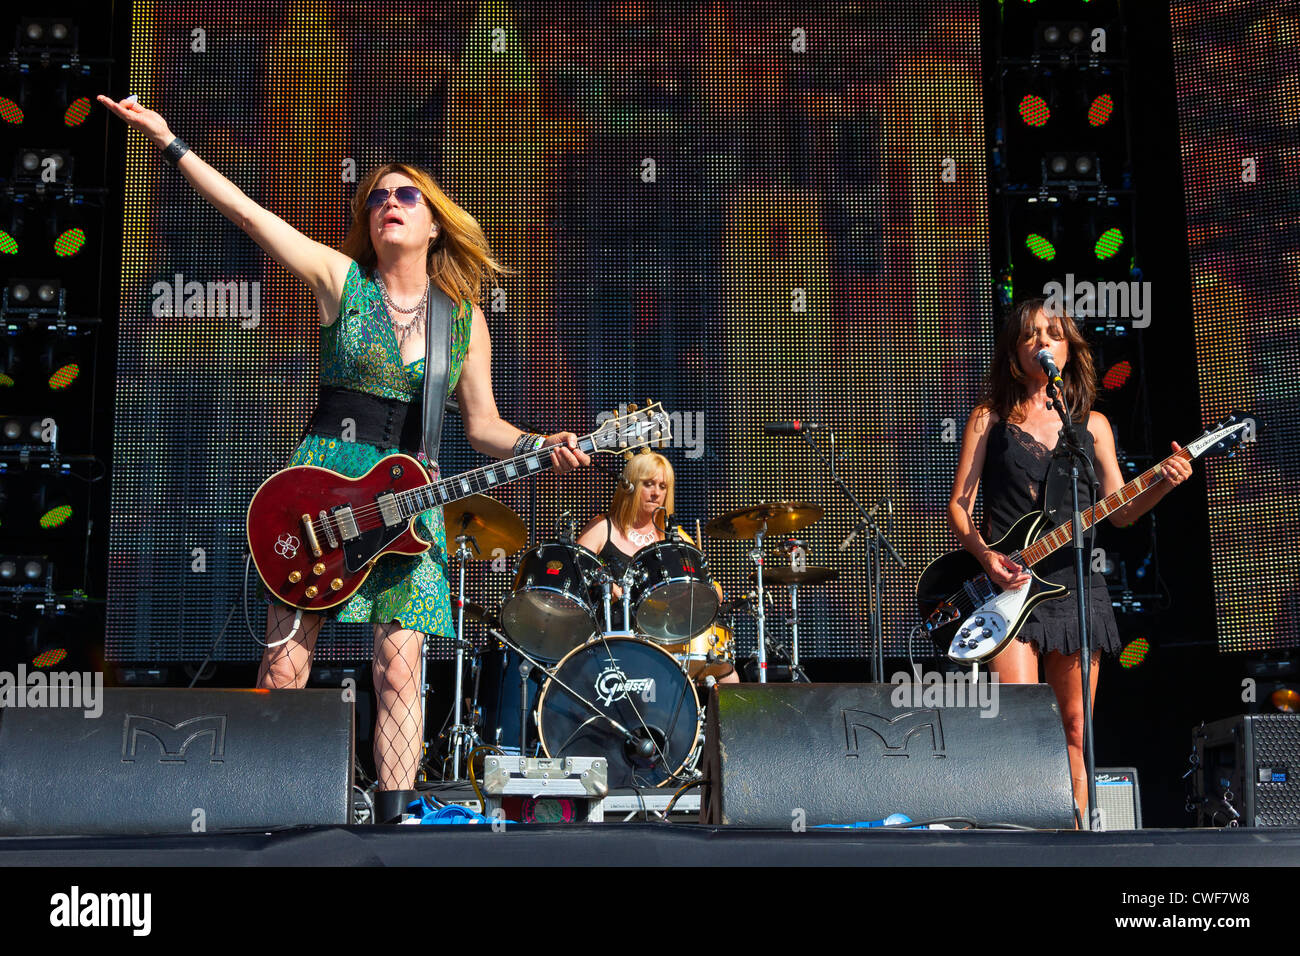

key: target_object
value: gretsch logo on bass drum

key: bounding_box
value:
[595,666,655,706]
[274,534,301,559]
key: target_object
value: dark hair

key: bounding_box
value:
[980,297,1097,423]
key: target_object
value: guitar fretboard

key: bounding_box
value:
[1018,448,1191,567]
[391,435,599,517]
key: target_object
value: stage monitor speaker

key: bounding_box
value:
[0,688,354,835]
[1194,713,1300,828]
[700,683,1074,829]
[1094,767,1142,830]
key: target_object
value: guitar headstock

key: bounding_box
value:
[1186,410,1256,460]
[591,400,672,456]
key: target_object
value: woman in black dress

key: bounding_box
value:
[948,297,1192,824]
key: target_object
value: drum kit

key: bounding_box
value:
[435,494,839,789]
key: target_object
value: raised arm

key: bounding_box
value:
[98,95,351,322]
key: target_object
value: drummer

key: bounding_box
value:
[577,452,739,685]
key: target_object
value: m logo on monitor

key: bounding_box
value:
[843,708,945,758]
[121,714,227,764]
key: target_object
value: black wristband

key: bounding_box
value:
[161,137,189,166]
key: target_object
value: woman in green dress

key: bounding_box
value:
[100,94,590,817]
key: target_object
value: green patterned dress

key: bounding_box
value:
[287,260,471,637]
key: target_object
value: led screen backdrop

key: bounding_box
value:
[107,0,992,663]
[1171,0,1300,653]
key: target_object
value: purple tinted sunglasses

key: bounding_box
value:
[365,186,425,209]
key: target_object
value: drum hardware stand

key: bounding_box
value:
[750,521,769,682]
[447,530,480,782]
[800,428,904,683]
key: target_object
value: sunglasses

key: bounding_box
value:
[364,186,425,209]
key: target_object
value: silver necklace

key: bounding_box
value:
[627,526,657,548]
[376,275,429,347]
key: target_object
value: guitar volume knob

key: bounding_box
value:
[304,586,319,599]
[330,578,343,591]
[312,562,326,576]
[288,570,302,584]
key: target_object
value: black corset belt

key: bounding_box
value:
[305,387,422,454]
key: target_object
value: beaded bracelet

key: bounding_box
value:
[512,433,545,457]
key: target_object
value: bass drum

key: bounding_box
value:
[536,636,701,789]
[500,542,606,661]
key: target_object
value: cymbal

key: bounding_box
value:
[755,566,840,587]
[442,495,527,559]
[462,602,499,627]
[704,501,824,540]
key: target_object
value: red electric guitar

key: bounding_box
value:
[248,402,672,611]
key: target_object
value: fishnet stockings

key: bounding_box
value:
[371,624,426,791]
[256,605,427,791]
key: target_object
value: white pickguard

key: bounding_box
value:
[946,579,1033,663]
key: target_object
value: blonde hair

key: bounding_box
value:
[339,163,507,304]
[610,452,675,534]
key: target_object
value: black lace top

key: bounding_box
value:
[979,419,1122,657]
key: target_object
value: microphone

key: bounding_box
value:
[764,421,825,435]
[838,524,861,553]
[1036,348,1064,387]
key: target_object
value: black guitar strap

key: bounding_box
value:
[421,288,455,470]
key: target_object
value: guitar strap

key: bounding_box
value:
[421,287,455,470]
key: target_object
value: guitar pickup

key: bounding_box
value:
[333,506,359,541]
[318,510,338,550]
[300,514,322,558]
[376,492,402,527]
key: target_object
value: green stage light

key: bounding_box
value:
[1094,227,1124,259]
[63,96,92,127]
[1018,94,1049,127]
[0,231,16,255]
[53,227,84,257]
[0,98,22,124]
[47,361,79,390]
[39,502,72,529]
[1025,233,1056,261]
[1088,93,1114,127]
[1119,637,1150,669]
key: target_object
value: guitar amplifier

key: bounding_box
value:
[1194,714,1300,828]
[1093,767,1142,830]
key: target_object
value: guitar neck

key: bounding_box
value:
[392,434,598,519]
[1019,447,1192,567]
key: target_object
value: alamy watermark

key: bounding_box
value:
[151,272,261,328]
[596,403,705,460]
[1042,274,1152,328]
[0,665,104,718]
[890,668,1000,719]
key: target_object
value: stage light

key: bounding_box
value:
[1019,93,1050,127]
[1119,636,1149,669]
[16,18,78,56]
[0,555,48,583]
[1101,358,1132,390]
[62,96,91,128]
[12,148,74,186]
[1272,687,1299,713]
[1088,93,1114,127]
[1025,233,1056,260]
[52,225,84,257]
[1094,226,1125,259]
[0,97,22,125]
[4,279,63,319]
[1,416,48,445]
[0,230,15,255]
[44,351,79,390]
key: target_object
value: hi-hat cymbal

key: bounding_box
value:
[755,566,840,587]
[442,495,527,558]
[704,501,824,540]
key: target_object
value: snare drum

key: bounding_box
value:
[500,541,606,661]
[662,621,735,680]
[627,540,719,644]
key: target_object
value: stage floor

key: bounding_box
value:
[2,824,1297,867]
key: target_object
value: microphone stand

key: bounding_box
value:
[1046,377,1100,830]
[800,429,904,683]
